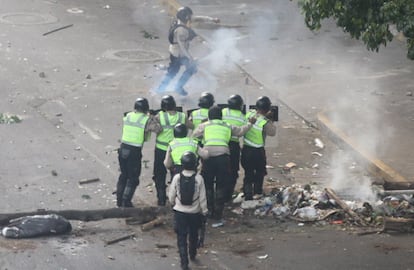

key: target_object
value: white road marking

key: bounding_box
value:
[78,122,102,140]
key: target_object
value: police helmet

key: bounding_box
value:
[173,123,187,138]
[256,96,271,112]
[134,97,149,113]
[161,95,176,111]
[227,94,243,110]
[208,106,222,120]
[181,151,197,170]
[176,6,193,23]
[198,92,215,108]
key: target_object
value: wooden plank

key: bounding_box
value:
[105,233,136,246]
[325,188,367,226]
[141,216,165,231]
[0,207,168,226]
[383,217,414,233]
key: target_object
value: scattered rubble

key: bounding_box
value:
[0,113,21,124]
[229,183,414,233]
[105,233,135,246]
[78,178,100,185]
[314,138,324,149]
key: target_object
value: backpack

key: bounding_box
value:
[179,172,197,205]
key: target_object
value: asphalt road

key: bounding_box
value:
[1,0,414,269]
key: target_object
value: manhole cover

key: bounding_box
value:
[0,12,58,25]
[103,49,165,62]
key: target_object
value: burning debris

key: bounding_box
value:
[231,184,414,232]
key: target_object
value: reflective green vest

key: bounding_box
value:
[156,111,186,150]
[169,137,198,165]
[243,111,268,148]
[204,120,231,146]
[191,108,209,129]
[121,112,149,147]
[222,108,246,142]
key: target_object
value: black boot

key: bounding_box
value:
[121,180,137,207]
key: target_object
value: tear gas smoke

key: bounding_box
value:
[200,29,242,74]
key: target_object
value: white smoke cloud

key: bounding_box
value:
[328,151,377,203]
[200,28,243,74]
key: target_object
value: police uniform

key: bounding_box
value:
[241,110,276,200]
[192,119,252,221]
[117,112,161,207]
[221,107,246,201]
[164,136,199,175]
[153,110,188,206]
[190,108,209,130]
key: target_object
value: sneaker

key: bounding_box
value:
[253,194,263,200]
[211,219,224,228]
[175,87,188,96]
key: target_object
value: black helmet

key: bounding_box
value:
[173,123,187,138]
[134,98,149,113]
[208,106,222,120]
[198,92,215,108]
[256,96,271,112]
[176,6,193,23]
[181,151,197,170]
[161,95,176,111]
[227,94,243,110]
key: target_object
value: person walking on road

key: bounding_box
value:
[192,106,255,227]
[169,151,208,270]
[156,7,219,96]
[241,96,276,201]
[153,95,192,206]
[221,94,246,201]
[157,6,197,96]
[116,97,162,207]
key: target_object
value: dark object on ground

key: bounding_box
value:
[0,207,168,226]
[1,214,72,238]
[105,232,136,246]
[43,24,74,36]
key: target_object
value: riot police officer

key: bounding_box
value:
[241,96,276,200]
[153,95,192,206]
[164,123,199,176]
[189,92,215,130]
[192,106,255,227]
[221,94,246,201]
[116,98,162,207]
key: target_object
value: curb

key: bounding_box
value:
[317,111,413,190]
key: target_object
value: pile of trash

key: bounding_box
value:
[231,184,414,225]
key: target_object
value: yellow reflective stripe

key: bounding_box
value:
[124,114,146,128]
[243,138,263,148]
